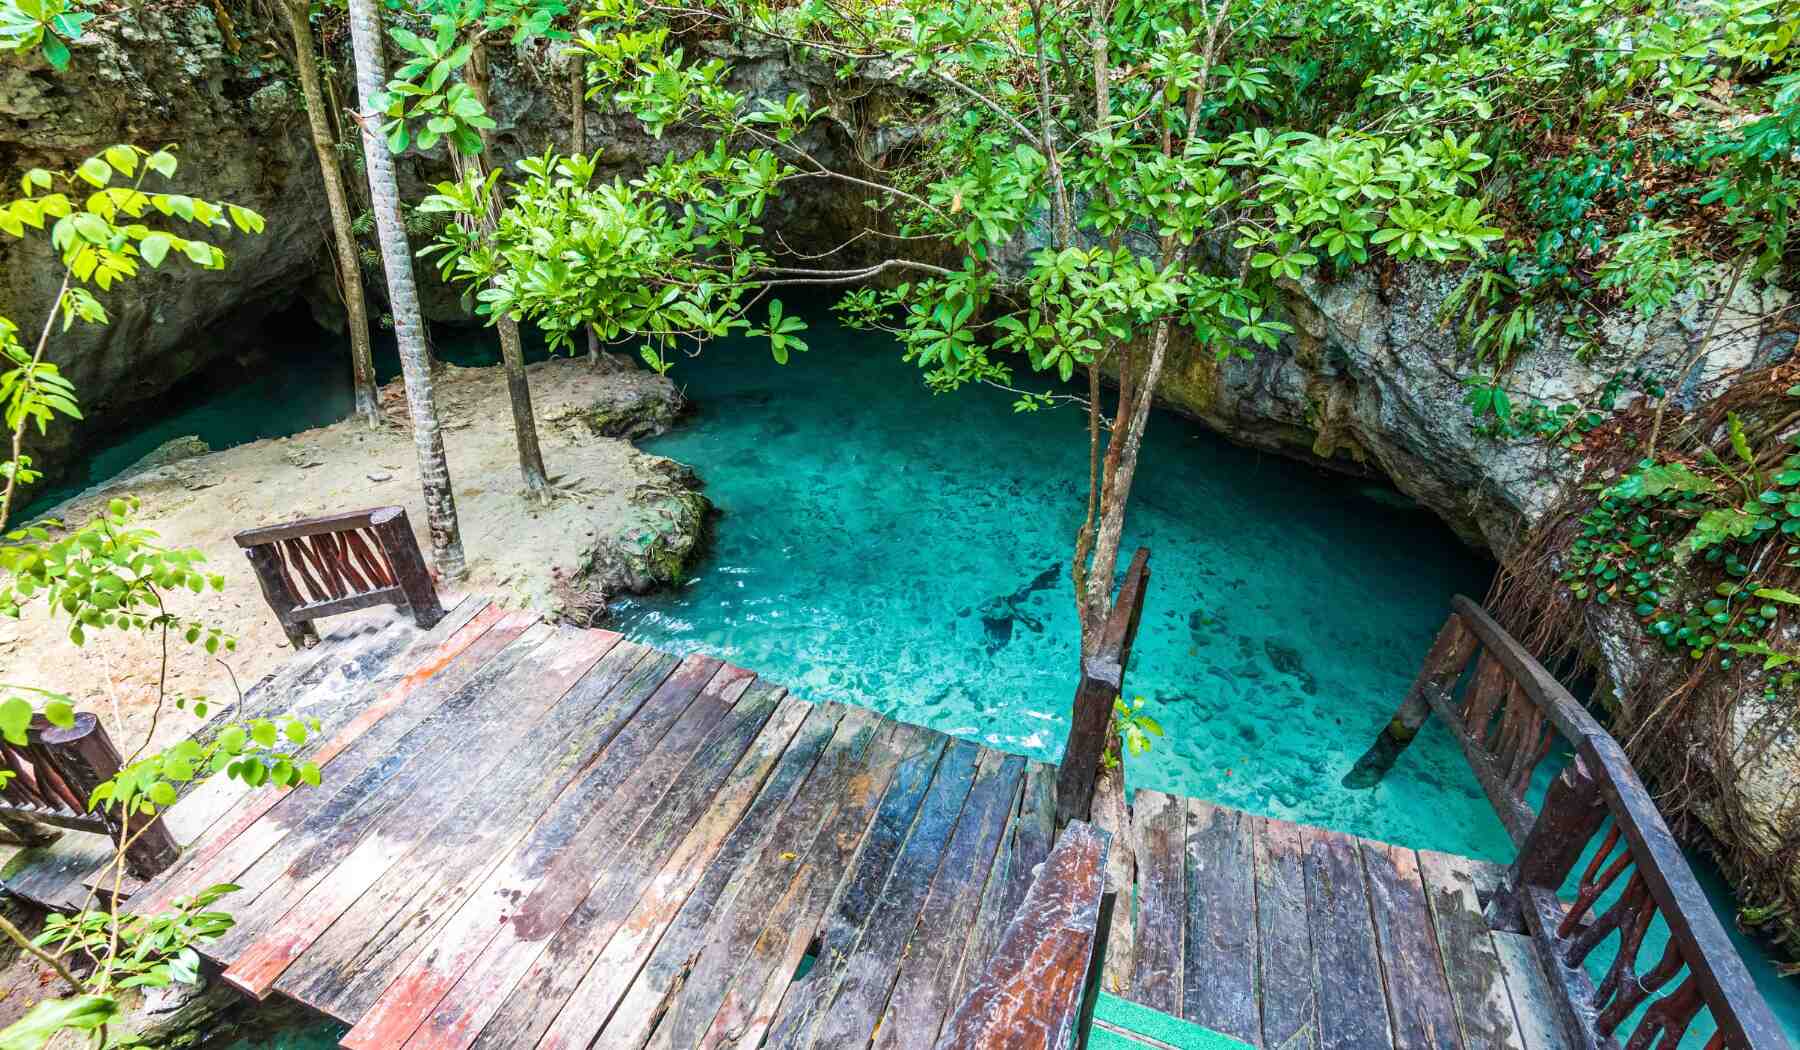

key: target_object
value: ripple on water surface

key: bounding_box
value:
[610,312,1508,862]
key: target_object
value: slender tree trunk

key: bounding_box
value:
[346,0,467,577]
[569,52,604,368]
[467,41,553,501]
[281,0,380,427]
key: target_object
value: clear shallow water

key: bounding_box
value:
[614,312,1510,859]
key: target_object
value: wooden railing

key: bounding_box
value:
[0,713,178,879]
[235,506,444,648]
[1383,595,1788,1050]
[1056,547,1150,829]
[932,821,1109,1050]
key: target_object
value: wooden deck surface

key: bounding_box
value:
[1,593,1592,1050]
[45,597,1074,1050]
[1122,789,1576,1050]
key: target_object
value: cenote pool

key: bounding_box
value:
[46,309,1800,1044]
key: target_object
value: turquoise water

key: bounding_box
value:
[613,313,1511,859]
[39,308,1799,1042]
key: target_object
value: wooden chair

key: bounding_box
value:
[0,713,179,880]
[235,506,445,648]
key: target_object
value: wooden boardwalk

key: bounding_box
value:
[1118,789,1573,1050]
[3,570,1783,1050]
[74,596,1087,1050]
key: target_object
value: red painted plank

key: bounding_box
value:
[218,628,621,997]
[338,655,728,1050]
[130,604,520,916]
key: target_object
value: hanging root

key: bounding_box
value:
[1488,360,1800,963]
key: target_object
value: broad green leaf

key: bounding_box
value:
[0,995,118,1050]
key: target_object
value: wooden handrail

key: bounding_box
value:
[1379,595,1789,1050]
[0,714,178,879]
[1056,547,1151,829]
[932,821,1109,1050]
[235,506,444,648]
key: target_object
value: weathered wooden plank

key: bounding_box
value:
[202,624,610,962]
[528,694,826,1050]
[1490,932,1575,1050]
[684,718,917,1050]
[334,651,727,1044]
[321,650,693,1027]
[1255,816,1318,1050]
[1303,826,1393,1050]
[1011,760,1057,911]
[1360,841,1460,1050]
[1132,789,1186,1016]
[221,633,644,997]
[801,737,983,1049]
[930,820,1109,1050]
[447,673,783,1050]
[943,770,1030,1013]
[165,601,485,845]
[1183,798,1259,1043]
[280,646,680,1015]
[1092,769,1136,998]
[759,725,950,1050]
[1419,849,1527,1050]
[874,749,1027,1050]
[590,702,856,1050]
[131,607,535,917]
[337,654,728,1050]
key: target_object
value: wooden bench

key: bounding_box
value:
[934,821,1110,1050]
[0,713,178,881]
[235,506,444,648]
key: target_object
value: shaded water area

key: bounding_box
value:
[36,308,1800,1042]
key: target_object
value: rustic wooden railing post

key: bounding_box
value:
[369,506,445,629]
[1343,611,1477,788]
[41,714,180,880]
[1056,548,1150,830]
[242,541,317,649]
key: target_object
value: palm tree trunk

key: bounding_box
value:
[346,0,467,578]
[467,41,552,501]
[280,0,379,427]
[570,52,601,367]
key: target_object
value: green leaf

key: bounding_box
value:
[0,698,30,747]
[0,995,119,1050]
[1754,587,1800,605]
[148,781,177,807]
[41,700,73,728]
[139,232,171,267]
[74,157,111,189]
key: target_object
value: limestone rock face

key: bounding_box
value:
[1153,263,1795,552]
[2,8,325,484]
